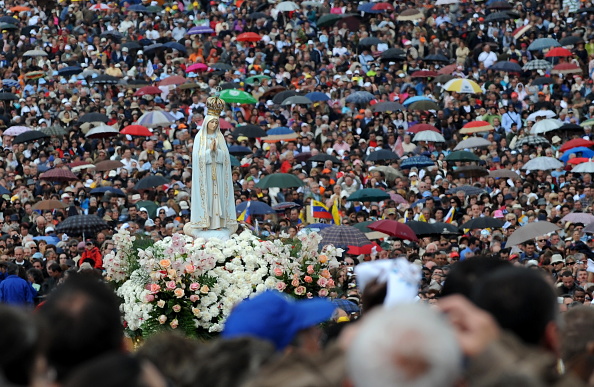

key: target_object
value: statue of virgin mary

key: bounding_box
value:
[184,93,237,240]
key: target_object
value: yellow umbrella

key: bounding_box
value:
[443,78,482,94]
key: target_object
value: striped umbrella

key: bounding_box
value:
[513,136,550,148]
[136,111,176,128]
[522,59,552,70]
[460,121,494,134]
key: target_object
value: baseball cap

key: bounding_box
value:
[139,207,148,213]
[551,254,564,264]
[222,291,335,351]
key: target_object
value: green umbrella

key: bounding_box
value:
[219,89,258,104]
[40,126,67,137]
[444,151,480,162]
[255,173,304,188]
[352,221,374,233]
[317,14,343,27]
[245,75,271,85]
[347,188,390,202]
[136,200,158,219]
[146,5,161,12]
[0,23,19,30]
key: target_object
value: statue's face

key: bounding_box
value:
[207,120,218,131]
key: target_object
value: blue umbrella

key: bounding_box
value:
[267,127,295,135]
[489,61,522,72]
[560,147,594,162]
[0,16,18,24]
[228,145,252,155]
[33,236,60,245]
[144,43,165,54]
[357,2,383,13]
[400,155,435,169]
[0,185,9,195]
[402,96,432,106]
[89,186,127,197]
[188,25,215,34]
[528,38,561,51]
[305,91,330,102]
[345,91,375,105]
[236,201,275,215]
[58,66,83,77]
[305,223,333,230]
[2,79,18,88]
[128,4,148,11]
[163,41,187,53]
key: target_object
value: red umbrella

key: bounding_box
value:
[551,63,582,74]
[237,32,261,42]
[39,168,78,182]
[438,63,457,75]
[347,242,383,255]
[121,125,152,136]
[560,138,594,152]
[185,63,208,73]
[219,119,233,130]
[368,220,418,241]
[134,86,162,97]
[567,157,590,165]
[545,47,573,57]
[407,124,439,133]
[372,2,393,10]
[159,76,186,86]
[411,70,439,78]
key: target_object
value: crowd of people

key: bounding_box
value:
[1,0,594,384]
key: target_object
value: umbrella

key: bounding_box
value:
[433,74,455,84]
[505,221,560,246]
[24,71,44,80]
[443,78,482,93]
[531,77,554,86]
[561,213,594,225]
[33,236,60,245]
[56,215,109,236]
[262,127,298,142]
[0,17,18,24]
[247,11,269,20]
[551,63,582,75]
[513,136,550,148]
[134,175,169,190]
[233,124,267,138]
[187,26,215,34]
[407,124,439,133]
[320,225,370,248]
[309,154,341,164]
[281,96,313,105]
[332,299,359,314]
[255,173,304,188]
[92,74,120,84]
[245,75,271,85]
[136,111,176,128]
[366,149,399,162]
[490,61,523,72]
[163,42,187,53]
[210,63,233,71]
[32,200,67,210]
[485,11,512,22]
[560,36,583,46]
[371,101,405,112]
[236,201,275,215]
[347,188,390,202]
[400,155,434,169]
[445,151,480,162]
[527,111,557,122]
[304,223,333,232]
[488,1,512,9]
[23,50,47,57]
[408,100,440,111]
[220,89,257,104]
[446,185,486,196]
[459,217,505,230]
[345,91,375,105]
[237,32,262,42]
[451,166,489,179]
[89,3,112,10]
[560,147,594,162]
[0,92,18,101]
[422,54,451,63]
[368,220,418,241]
[358,3,383,13]
[454,137,492,150]
[522,156,564,171]
[567,158,590,165]
[545,47,573,57]
[39,168,78,182]
[122,42,142,50]
[159,76,187,86]
[489,169,521,179]
[572,162,594,173]
[304,92,330,102]
[94,160,124,172]
[1,79,19,88]
[402,220,438,236]
[412,131,445,142]
[134,86,162,97]
[374,166,403,181]
[78,112,109,123]
[396,8,424,21]
[272,90,298,104]
[128,4,148,11]
[58,66,83,77]
[402,96,433,106]
[359,37,383,46]
[4,126,31,136]
[317,13,343,27]
[582,119,594,128]
[261,86,287,99]
[438,64,458,74]
[13,131,49,144]
[528,38,561,51]
[89,187,127,197]
[121,125,152,137]
[276,1,299,11]
[272,202,301,211]
[559,123,583,132]
[523,60,553,70]
[228,145,252,156]
[380,48,406,61]
[530,118,563,134]
[411,70,440,78]
[85,125,119,139]
[432,222,462,235]
[560,139,594,152]
[186,63,209,74]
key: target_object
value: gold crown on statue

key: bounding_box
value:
[206,92,225,116]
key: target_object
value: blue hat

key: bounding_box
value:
[422,191,431,198]
[492,156,500,162]
[32,252,43,259]
[222,291,335,350]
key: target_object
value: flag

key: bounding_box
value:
[237,202,251,223]
[311,200,333,221]
[399,210,409,223]
[444,207,455,224]
[331,199,341,225]
[418,212,427,222]
[146,59,154,77]
[395,135,404,157]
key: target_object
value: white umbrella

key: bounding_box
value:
[435,0,458,4]
[505,221,560,246]
[23,50,47,57]
[571,162,594,173]
[85,124,119,138]
[521,156,563,171]
[276,1,299,11]
[527,110,556,122]
[302,1,322,6]
[561,212,594,225]
[454,137,492,150]
[71,164,96,173]
[136,111,176,128]
[413,130,445,142]
[530,118,563,135]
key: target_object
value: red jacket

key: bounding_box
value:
[80,247,103,269]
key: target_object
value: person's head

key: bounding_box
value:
[561,306,594,385]
[441,257,509,297]
[561,271,575,289]
[348,303,462,387]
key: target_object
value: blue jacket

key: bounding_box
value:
[0,275,36,306]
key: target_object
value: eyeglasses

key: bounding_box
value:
[567,262,576,265]
[537,240,545,242]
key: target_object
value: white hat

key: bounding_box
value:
[551,254,564,264]
[108,170,117,177]
[139,207,148,213]
[61,193,71,199]
[45,226,55,232]
[131,194,141,201]
[122,47,129,52]
[65,45,71,50]
[179,201,189,210]
[138,50,144,55]
[409,171,417,177]
[145,219,155,227]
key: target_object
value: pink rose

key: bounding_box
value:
[273,267,283,277]
[185,264,196,274]
[189,282,200,291]
[172,304,181,313]
[320,269,331,279]
[307,265,315,274]
[145,294,155,303]
[174,288,185,298]
[190,295,200,302]
[317,277,328,287]
[149,284,161,293]
[306,292,313,299]
[276,282,287,291]
[200,285,210,294]
[318,289,329,297]
[294,286,306,296]
[170,319,179,329]
[291,279,300,287]
[166,281,176,290]
[327,279,335,288]
[158,315,167,324]
[304,276,313,283]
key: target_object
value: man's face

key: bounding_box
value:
[525,244,535,254]
[562,275,574,289]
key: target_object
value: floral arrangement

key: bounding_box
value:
[104,229,342,338]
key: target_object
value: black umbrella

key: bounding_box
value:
[144,43,166,54]
[559,123,583,131]
[272,90,298,104]
[58,66,83,77]
[13,131,49,144]
[446,185,486,196]
[0,16,18,24]
[220,82,236,90]
[380,48,406,61]
[487,1,513,9]
[122,41,142,50]
[490,61,523,72]
[560,36,583,46]
[134,175,169,190]
[0,92,18,101]
[247,11,268,19]
[92,74,120,84]
[432,222,461,235]
[459,217,505,230]
[359,37,383,46]
[365,149,399,162]
[232,124,267,138]
[485,11,511,22]
[406,221,438,236]
[211,62,233,71]
[78,112,109,123]
[56,215,110,236]
[531,77,554,86]
[422,54,451,63]
[451,166,489,179]
[371,101,405,112]
[309,154,341,164]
